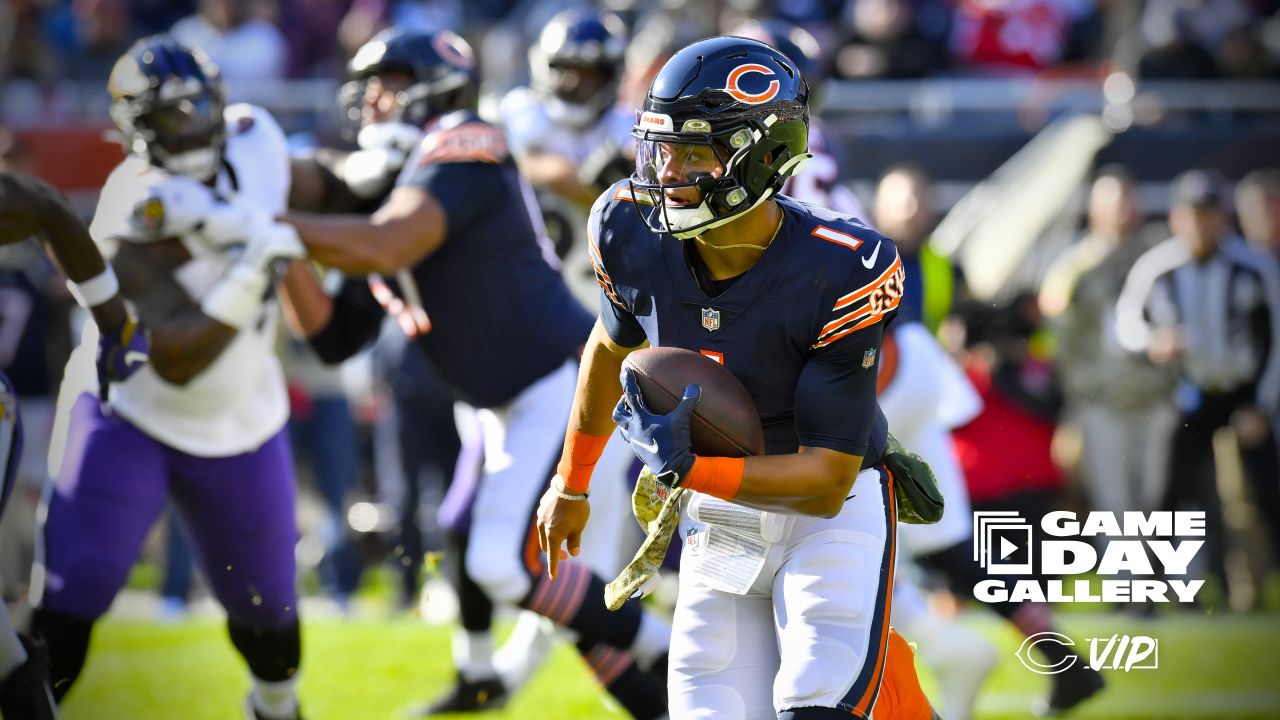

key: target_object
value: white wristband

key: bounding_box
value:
[66,266,120,308]
[199,263,269,329]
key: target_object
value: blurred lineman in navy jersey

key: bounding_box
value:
[0,170,150,720]
[537,36,935,719]
[271,29,671,719]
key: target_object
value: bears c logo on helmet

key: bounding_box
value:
[724,63,780,105]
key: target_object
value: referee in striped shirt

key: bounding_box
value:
[1116,168,1280,598]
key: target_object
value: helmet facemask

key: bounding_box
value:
[340,68,473,139]
[630,110,811,239]
[533,58,620,130]
[113,87,226,182]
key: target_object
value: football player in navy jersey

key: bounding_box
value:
[0,170,149,720]
[273,30,671,718]
[537,37,935,719]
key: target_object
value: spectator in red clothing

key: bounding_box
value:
[952,293,1065,568]
[950,0,1100,74]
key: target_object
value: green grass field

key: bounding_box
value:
[53,609,1280,720]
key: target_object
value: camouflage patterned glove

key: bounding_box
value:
[884,432,945,525]
[605,468,684,610]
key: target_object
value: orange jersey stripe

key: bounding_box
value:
[833,256,902,312]
[819,303,875,339]
[811,312,887,350]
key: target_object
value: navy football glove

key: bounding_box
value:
[613,366,700,490]
[97,315,149,402]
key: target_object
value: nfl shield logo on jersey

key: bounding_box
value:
[862,348,877,369]
[701,307,720,332]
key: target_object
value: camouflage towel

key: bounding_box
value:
[605,469,684,610]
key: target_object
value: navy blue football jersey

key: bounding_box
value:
[310,112,593,408]
[590,181,902,462]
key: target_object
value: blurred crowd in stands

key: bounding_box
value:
[2,0,1279,113]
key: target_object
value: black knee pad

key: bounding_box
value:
[227,619,301,682]
[29,607,94,702]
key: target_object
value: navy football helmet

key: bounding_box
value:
[530,8,628,130]
[107,35,226,181]
[340,28,478,131]
[630,36,811,239]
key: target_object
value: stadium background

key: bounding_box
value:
[3,0,1280,718]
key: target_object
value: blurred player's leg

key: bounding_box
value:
[0,376,56,719]
[918,538,1105,713]
[426,364,669,717]
[32,393,169,700]
[169,431,302,720]
[894,579,995,720]
[492,432,639,693]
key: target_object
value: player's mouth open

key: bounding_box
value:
[663,190,698,207]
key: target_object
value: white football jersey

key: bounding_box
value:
[878,322,981,555]
[499,86,634,165]
[498,87,634,311]
[61,103,291,459]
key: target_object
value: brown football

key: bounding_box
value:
[623,347,765,457]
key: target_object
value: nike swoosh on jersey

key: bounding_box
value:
[634,438,660,453]
[124,351,149,368]
[861,241,882,269]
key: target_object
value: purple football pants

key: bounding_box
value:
[40,394,299,627]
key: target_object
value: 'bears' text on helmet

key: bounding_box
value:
[630,36,811,239]
[530,8,628,130]
[107,35,226,181]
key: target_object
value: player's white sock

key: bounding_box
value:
[629,613,671,669]
[494,611,558,691]
[250,675,299,719]
[0,611,27,679]
[454,629,497,682]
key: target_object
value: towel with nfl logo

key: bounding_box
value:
[605,468,684,610]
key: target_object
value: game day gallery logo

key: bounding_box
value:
[972,511,1206,603]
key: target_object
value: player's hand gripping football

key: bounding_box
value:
[96,314,149,402]
[613,366,701,490]
[536,475,592,580]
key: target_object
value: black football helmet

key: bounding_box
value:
[529,7,628,130]
[630,36,811,239]
[339,28,478,131]
[107,35,226,181]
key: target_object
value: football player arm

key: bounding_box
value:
[284,185,446,275]
[733,447,864,518]
[513,149,597,206]
[0,172,128,332]
[554,319,644,489]
[287,153,369,214]
[110,238,239,386]
[278,263,385,364]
